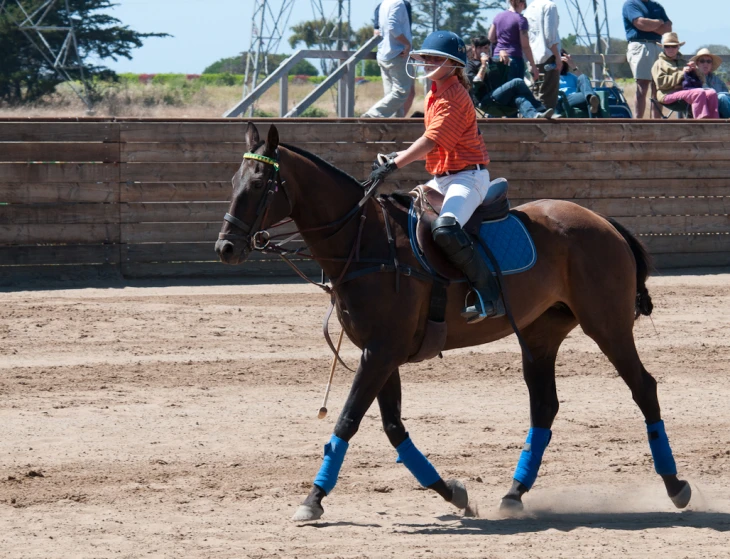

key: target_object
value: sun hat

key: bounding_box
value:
[660,32,685,47]
[690,48,723,72]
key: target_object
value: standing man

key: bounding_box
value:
[362,0,413,118]
[622,0,672,118]
[524,0,562,109]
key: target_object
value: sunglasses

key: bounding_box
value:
[697,59,714,64]
[664,45,679,49]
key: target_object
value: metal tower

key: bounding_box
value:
[0,0,94,111]
[243,0,296,104]
[563,0,611,54]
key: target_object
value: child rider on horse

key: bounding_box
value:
[369,30,505,323]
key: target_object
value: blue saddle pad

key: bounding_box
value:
[409,207,537,276]
[476,213,537,274]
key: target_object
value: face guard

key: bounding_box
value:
[406,54,465,80]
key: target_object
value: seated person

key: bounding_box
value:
[651,32,719,119]
[466,35,554,119]
[558,49,601,116]
[690,48,730,118]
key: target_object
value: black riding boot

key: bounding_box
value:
[431,215,506,323]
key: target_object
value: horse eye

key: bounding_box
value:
[251,179,264,189]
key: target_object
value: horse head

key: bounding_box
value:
[215,122,291,264]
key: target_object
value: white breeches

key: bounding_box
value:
[426,168,491,226]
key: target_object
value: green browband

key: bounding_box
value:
[244,152,279,171]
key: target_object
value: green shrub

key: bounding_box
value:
[300,106,328,117]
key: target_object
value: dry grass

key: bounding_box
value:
[0,78,654,119]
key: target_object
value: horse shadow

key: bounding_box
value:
[394,510,730,535]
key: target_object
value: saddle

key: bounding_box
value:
[411,178,510,281]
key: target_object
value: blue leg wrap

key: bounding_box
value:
[313,434,349,495]
[647,420,677,476]
[395,436,441,487]
[513,427,552,490]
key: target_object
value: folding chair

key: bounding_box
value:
[650,97,692,119]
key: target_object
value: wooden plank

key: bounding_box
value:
[120,202,228,223]
[0,264,119,285]
[620,215,730,235]
[0,163,118,183]
[652,252,730,269]
[120,162,240,183]
[122,242,306,264]
[121,182,231,203]
[121,220,299,243]
[0,142,118,163]
[0,244,119,266]
[0,223,119,244]
[488,142,730,162]
[0,182,117,204]
[506,179,730,199]
[120,122,367,143]
[640,234,730,253]
[0,204,119,225]
[509,197,730,217]
[121,259,322,279]
[0,122,119,142]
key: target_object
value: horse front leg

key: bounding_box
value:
[377,368,471,514]
[292,345,405,521]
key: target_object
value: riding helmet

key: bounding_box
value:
[411,30,467,66]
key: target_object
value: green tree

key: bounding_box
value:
[288,18,356,74]
[203,53,318,76]
[0,0,167,104]
[411,0,505,47]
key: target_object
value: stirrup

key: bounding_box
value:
[461,289,505,323]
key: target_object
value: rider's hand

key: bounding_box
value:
[372,152,398,170]
[368,159,398,183]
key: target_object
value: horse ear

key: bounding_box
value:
[245,122,259,151]
[265,125,279,154]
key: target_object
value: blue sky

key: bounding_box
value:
[104,0,729,73]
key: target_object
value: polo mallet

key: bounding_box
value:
[318,329,344,419]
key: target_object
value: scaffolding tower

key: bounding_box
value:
[0,0,94,111]
[242,0,351,116]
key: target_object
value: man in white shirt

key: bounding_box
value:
[524,0,562,109]
[362,0,413,117]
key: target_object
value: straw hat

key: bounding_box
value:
[660,32,685,47]
[690,48,723,72]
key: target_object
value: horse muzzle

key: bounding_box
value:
[215,238,250,265]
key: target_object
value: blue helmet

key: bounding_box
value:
[412,30,467,66]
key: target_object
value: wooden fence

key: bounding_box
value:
[1,118,729,283]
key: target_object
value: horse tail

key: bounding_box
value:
[603,216,654,319]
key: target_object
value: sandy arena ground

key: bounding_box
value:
[1,271,729,558]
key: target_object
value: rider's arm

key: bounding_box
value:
[394,135,436,167]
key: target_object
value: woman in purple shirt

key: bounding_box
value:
[488,0,539,82]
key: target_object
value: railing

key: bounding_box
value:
[223,35,382,118]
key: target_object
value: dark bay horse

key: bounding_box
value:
[215,122,691,521]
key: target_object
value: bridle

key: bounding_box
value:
[218,151,289,251]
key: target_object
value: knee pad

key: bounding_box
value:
[431,216,473,263]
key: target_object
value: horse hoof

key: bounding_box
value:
[291,504,324,522]
[670,481,692,509]
[464,502,479,518]
[499,495,524,515]
[446,479,469,510]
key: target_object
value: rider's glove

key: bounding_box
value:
[371,152,398,171]
[368,158,398,183]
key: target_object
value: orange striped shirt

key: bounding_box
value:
[424,75,490,176]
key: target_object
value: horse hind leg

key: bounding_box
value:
[575,303,691,509]
[501,305,578,513]
[377,368,472,514]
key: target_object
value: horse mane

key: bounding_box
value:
[280,142,363,189]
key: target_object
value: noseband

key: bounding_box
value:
[218,151,287,250]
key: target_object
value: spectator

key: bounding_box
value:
[362,0,413,117]
[622,0,672,119]
[652,33,719,119]
[691,48,730,118]
[466,36,554,118]
[558,50,601,116]
[373,1,416,115]
[488,0,539,83]
[524,0,562,109]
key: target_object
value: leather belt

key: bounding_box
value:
[435,164,485,178]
